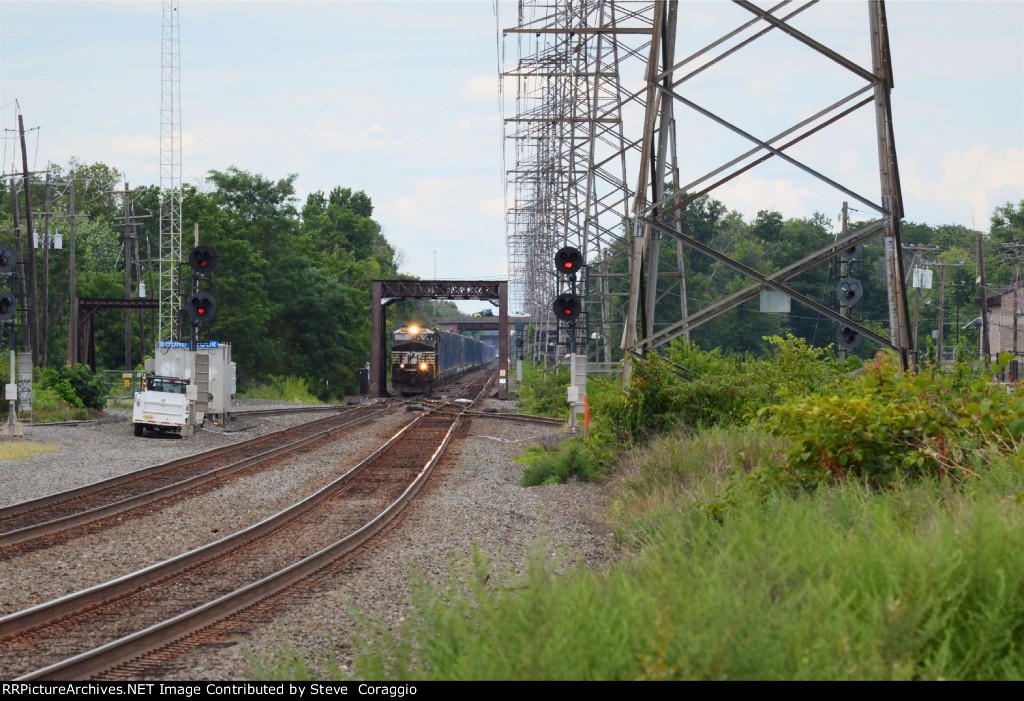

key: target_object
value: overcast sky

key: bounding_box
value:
[2,0,1022,295]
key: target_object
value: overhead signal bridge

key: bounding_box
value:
[370,280,510,400]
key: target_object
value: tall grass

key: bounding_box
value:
[608,425,784,550]
[346,456,1024,680]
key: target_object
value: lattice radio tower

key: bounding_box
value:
[159,0,183,343]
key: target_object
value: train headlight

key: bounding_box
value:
[399,363,406,369]
[409,325,420,336]
[419,362,428,371]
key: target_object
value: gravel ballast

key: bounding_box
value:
[0,395,613,679]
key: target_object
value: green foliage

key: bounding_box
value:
[238,375,321,404]
[2,160,403,398]
[517,440,601,486]
[4,385,96,423]
[39,365,110,410]
[666,334,850,428]
[514,363,570,418]
[339,458,1024,680]
[762,351,1024,487]
[606,353,686,440]
[514,337,848,487]
[610,425,784,550]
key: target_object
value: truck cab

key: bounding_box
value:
[132,375,191,437]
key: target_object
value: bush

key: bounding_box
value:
[666,334,849,428]
[38,365,110,410]
[519,440,596,486]
[515,364,570,418]
[606,353,686,440]
[761,351,1024,487]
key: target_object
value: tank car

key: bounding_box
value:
[390,325,492,395]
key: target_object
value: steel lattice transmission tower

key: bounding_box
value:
[503,1,657,366]
[504,1,913,370]
[623,1,911,367]
[159,0,183,343]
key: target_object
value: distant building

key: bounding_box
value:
[979,280,1024,359]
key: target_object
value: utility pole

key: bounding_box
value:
[108,182,150,369]
[1005,243,1024,358]
[978,231,991,362]
[903,244,940,367]
[936,263,947,365]
[931,260,965,368]
[838,202,850,361]
[132,197,147,363]
[67,171,78,366]
[41,173,50,367]
[7,178,29,354]
[17,114,39,367]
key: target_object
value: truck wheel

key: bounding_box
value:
[134,423,144,437]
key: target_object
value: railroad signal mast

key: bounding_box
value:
[187,245,217,346]
[0,247,21,436]
[553,246,584,353]
[553,246,587,432]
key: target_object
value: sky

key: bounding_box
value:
[1,0,1022,307]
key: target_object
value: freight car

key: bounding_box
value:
[390,324,492,395]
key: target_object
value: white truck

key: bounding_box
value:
[132,375,191,437]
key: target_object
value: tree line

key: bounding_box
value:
[591,193,1023,361]
[0,162,440,399]
[3,161,1021,396]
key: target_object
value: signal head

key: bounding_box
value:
[188,246,218,274]
[554,246,583,275]
[836,324,862,350]
[0,293,14,322]
[553,292,582,322]
[836,277,863,306]
[187,292,216,325]
[0,246,16,275]
[840,242,863,262]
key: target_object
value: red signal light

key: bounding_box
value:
[554,247,583,275]
[553,292,581,321]
[189,246,218,274]
[187,292,216,324]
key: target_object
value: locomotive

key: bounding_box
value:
[390,324,491,395]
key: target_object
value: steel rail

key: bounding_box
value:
[446,409,565,425]
[0,406,390,547]
[229,405,351,417]
[0,406,369,521]
[6,373,494,680]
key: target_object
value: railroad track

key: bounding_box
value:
[229,404,350,417]
[28,403,350,428]
[0,404,392,553]
[0,371,495,680]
